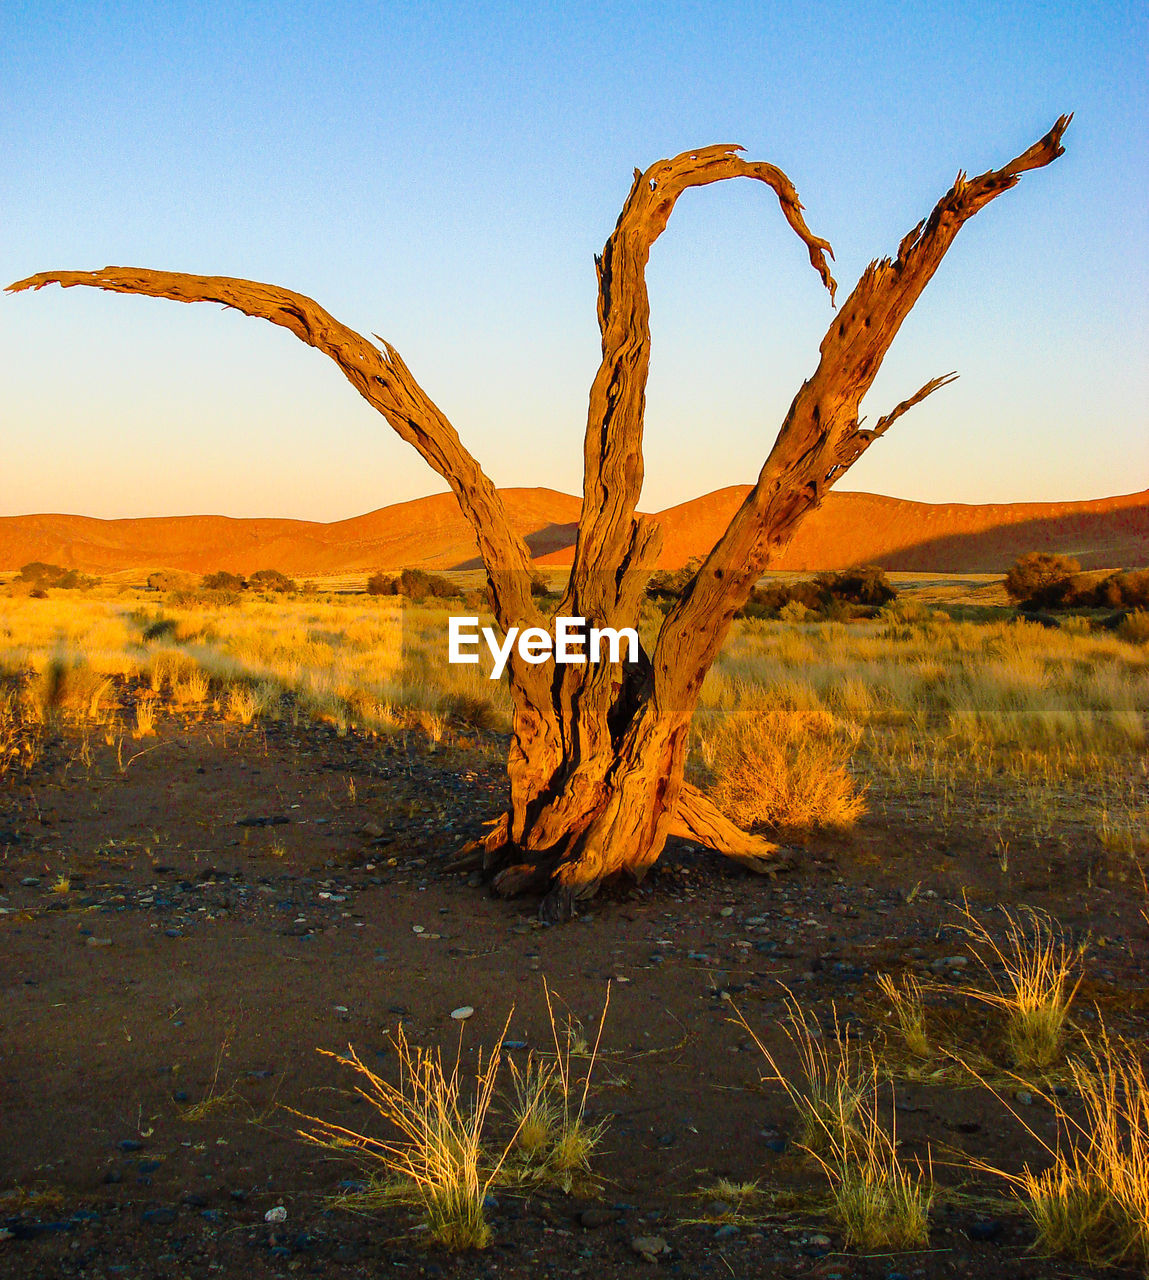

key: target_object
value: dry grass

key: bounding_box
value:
[812,1077,933,1250]
[0,683,40,778]
[530,982,611,1192]
[876,972,931,1061]
[295,1019,514,1252]
[974,1027,1149,1268]
[737,993,930,1248]
[734,990,870,1156]
[702,695,866,832]
[956,906,1085,1070]
[179,1033,241,1122]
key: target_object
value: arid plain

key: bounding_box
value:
[2,482,1147,1279]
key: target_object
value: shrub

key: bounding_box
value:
[367,571,397,595]
[394,568,459,601]
[705,698,866,831]
[1117,610,1149,645]
[16,562,96,589]
[146,569,196,592]
[1004,552,1080,606]
[202,570,246,591]
[1085,571,1149,610]
[814,566,897,607]
[248,568,296,593]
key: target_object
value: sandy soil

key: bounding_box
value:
[2,716,1146,1279]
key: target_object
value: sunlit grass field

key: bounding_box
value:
[2,578,1146,878]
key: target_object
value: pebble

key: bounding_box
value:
[630,1235,670,1261]
[719,906,734,917]
[451,1006,474,1021]
[1015,1090,1034,1106]
[141,1207,177,1225]
[86,936,113,948]
[579,1208,620,1229]
[713,1223,740,1240]
[969,1219,1003,1242]
[264,1206,287,1223]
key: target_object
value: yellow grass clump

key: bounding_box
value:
[975,1027,1149,1268]
[295,1019,515,1252]
[956,905,1085,1070]
[703,698,866,832]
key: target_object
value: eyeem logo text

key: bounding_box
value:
[449,616,639,680]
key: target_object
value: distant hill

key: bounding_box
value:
[1,486,1146,576]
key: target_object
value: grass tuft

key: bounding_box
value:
[735,990,870,1155]
[956,905,1085,1070]
[876,972,931,1060]
[974,1025,1149,1268]
[817,1083,933,1251]
[295,1018,515,1251]
[703,696,866,832]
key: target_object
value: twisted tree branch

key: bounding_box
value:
[653,116,1071,708]
[6,266,541,634]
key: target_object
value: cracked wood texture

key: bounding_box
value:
[9,118,1069,920]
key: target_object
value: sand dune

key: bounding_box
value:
[1,486,1145,576]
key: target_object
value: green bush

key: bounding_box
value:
[202,570,246,591]
[16,561,97,590]
[1004,553,1080,606]
[146,570,196,592]
[814,567,896,607]
[249,568,296,593]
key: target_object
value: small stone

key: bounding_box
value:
[141,1207,177,1225]
[450,1006,474,1021]
[264,1206,288,1223]
[807,1232,832,1246]
[86,936,113,948]
[630,1235,670,1261]
[117,1139,143,1152]
[1015,1089,1034,1106]
[968,1219,1003,1242]
[411,924,425,934]
[719,906,734,918]
[579,1208,620,1229]
[713,1223,740,1240]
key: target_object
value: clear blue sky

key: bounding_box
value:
[2,1,1146,520]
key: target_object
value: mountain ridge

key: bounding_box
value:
[2,486,1146,576]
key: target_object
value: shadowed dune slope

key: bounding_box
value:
[1,486,1145,575]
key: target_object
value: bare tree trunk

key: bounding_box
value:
[9,117,1070,919]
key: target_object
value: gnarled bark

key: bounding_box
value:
[9,118,1070,919]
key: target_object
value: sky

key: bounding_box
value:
[2,0,1146,521]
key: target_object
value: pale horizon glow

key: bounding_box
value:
[2,2,1146,522]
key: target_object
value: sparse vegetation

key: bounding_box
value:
[975,1026,1149,1268]
[295,1022,514,1252]
[956,905,1085,1070]
[734,991,870,1156]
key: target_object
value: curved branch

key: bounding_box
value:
[669,783,796,873]
[653,116,1071,708]
[567,145,837,622]
[6,266,540,632]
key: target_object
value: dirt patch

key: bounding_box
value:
[2,719,1146,1278]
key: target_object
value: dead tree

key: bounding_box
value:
[10,118,1070,919]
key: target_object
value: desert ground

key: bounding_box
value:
[1,576,1147,1279]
